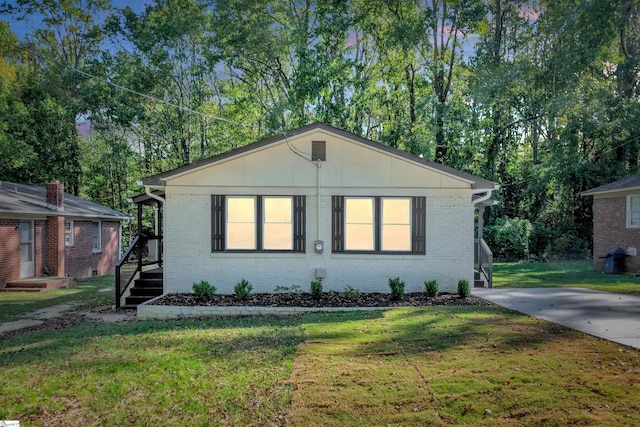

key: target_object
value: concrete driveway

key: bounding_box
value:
[473,287,640,349]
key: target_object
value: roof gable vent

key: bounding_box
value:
[311,140,326,161]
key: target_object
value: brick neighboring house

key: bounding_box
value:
[0,180,131,288]
[582,175,640,273]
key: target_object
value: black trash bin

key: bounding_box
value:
[603,248,628,274]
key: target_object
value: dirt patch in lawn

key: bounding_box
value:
[150,292,494,308]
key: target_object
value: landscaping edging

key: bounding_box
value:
[137,295,393,320]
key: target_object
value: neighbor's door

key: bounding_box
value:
[19,221,34,278]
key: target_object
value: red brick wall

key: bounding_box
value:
[46,216,65,277]
[65,221,120,279]
[593,195,640,272]
[0,219,47,288]
[0,219,20,288]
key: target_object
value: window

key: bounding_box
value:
[227,197,257,249]
[92,221,101,252]
[627,195,640,228]
[263,197,293,250]
[212,195,305,252]
[345,198,375,250]
[64,220,74,246]
[332,196,425,254]
[381,198,411,251]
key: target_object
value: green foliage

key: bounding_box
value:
[485,217,534,261]
[424,280,438,298]
[388,277,405,301]
[458,280,470,298]
[340,286,360,299]
[310,281,323,300]
[192,280,216,300]
[234,279,253,300]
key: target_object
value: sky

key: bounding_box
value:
[3,0,147,40]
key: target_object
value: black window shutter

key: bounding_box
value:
[332,196,344,252]
[211,195,225,251]
[293,196,306,252]
[412,196,426,254]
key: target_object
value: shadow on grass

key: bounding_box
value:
[1,305,582,372]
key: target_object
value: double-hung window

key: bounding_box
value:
[64,220,74,246]
[212,195,305,252]
[627,195,640,228]
[333,196,425,254]
[91,221,101,252]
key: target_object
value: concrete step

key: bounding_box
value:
[0,287,41,292]
[6,282,47,289]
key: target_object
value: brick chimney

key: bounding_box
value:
[46,180,65,277]
[46,180,64,211]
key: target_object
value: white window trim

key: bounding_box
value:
[262,196,294,251]
[226,196,257,250]
[65,220,74,246]
[381,197,412,252]
[92,221,102,253]
[627,195,640,228]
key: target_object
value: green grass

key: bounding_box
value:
[0,276,114,323]
[286,308,640,426]
[2,307,639,426]
[0,317,304,426]
[494,261,640,296]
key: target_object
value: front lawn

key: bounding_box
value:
[494,261,640,296]
[0,276,114,323]
[2,306,638,426]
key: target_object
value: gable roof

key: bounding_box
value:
[582,174,640,196]
[142,122,497,190]
[0,181,131,220]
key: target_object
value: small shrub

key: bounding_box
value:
[340,285,360,298]
[388,277,405,300]
[234,279,253,300]
[424,280,438,298]
[458,279,470,298]
[192,280,216,300]
[310,280,323,300]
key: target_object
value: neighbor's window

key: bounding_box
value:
[226,196,257,250]
[64,220,74,246]
[263,197,293,250]
[628,196,640,228]
[345,197,375,250]
[91,221,101,252]
[381,198,411,251]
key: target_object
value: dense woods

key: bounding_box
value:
[1,0,639,260]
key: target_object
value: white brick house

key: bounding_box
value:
[142,123,497,294]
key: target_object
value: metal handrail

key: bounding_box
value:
[115,235,163,308]
[474,238,493,288]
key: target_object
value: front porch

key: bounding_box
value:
[115,191,164,309]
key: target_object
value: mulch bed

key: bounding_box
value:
[150,292,495,308]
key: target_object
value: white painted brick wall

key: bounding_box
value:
[164,189,473,295]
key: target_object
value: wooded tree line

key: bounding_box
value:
[1,0,639,259]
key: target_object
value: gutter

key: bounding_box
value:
[471,184,500,207]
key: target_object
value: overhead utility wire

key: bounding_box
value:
[6,38,319,166]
